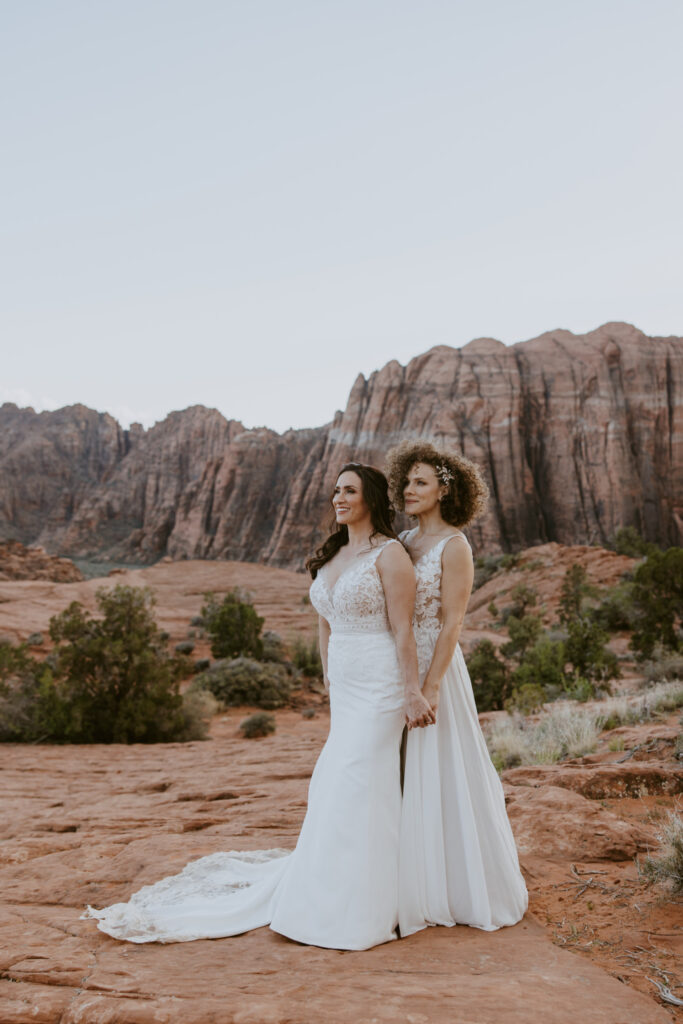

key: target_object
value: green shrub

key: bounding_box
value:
[240,712,276,738]
[467,640,510,711]
[0,641,55,742]
[509,636,567,695]
[590,581,639,632]
[201,589,264,660]
[291,635,323,678]
[192,657,291,709]
[562,676,600,702]
[1,586,197,744]
[500,614,544,661]
[262,630,287,663]
[629,547,683,660]
[507,584,538,617]
[612,525,654,558]
[500,552,521,571]
[559,564,598,622]
[505,682,546,714]
[564,615,619,689]
[47,586,194,743]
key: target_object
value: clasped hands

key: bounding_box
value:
[405,685,438,729]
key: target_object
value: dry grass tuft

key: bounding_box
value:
[641,810,683,894]
[485,680,683,770]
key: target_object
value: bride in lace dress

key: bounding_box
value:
[83,463,433,950]
[385,441,528,935]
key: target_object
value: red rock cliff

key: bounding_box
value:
[1,322,681,567]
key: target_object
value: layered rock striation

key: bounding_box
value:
[1,322,681,568]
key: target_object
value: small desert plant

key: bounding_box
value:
[599,681,683,730]
[500,552,521,571]
[640,810,683,894]
[261,630,287,663]
[473,554,505,590]
[291,635,323,678]
[201,589,264,660]
[192,657,291,709]
[590,581,639,632]
[507,583,538,618]
[505,682,547,715]
[642,648,683,685]
[176,689,219,741]
[240,712,276,738]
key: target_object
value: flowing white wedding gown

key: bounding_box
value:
[82,538,407,950]
[397,528,528,935]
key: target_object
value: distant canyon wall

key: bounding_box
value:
[1,321,681,569]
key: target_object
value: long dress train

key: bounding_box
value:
[398,529,528,935]
[82,538,406,950]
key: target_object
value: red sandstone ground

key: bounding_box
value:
[1,708,681,1023]
[1,548,681,1022]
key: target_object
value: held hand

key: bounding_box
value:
[420,683,440,718]
[405,689,436,729]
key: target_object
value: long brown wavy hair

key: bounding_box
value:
[306,463,398,579]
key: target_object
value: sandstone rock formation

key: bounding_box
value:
[1,321,681,568]
[0,541,83,583]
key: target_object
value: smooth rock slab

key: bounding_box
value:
[1,915,670,1024]
[0,714,673,1023]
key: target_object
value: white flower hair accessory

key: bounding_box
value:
[435,463,454,486]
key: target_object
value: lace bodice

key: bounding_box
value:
[310,538,399,634]
[400,527,472,678]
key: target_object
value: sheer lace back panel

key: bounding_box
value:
[400,528,471,632]
[309,538,399,634]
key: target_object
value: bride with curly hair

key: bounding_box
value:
[384,440,528,935]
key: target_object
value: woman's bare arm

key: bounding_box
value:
[318,615,331,691]
[420,537,474,714]
[378,542,435,729]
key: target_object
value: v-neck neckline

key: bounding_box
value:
[404,528,462,566]
[323,540,386,595]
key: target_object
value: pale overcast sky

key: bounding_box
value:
[2,0,682,433]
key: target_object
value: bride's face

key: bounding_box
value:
[403,462,445,516]
[333,471,369,526]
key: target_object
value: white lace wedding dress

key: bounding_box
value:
[397,528,528,935]
[82,538,407,950]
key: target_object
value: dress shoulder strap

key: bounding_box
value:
[366,537,399,564]
[441,531,472,558]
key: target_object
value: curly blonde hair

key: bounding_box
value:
[384,439,489,528]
